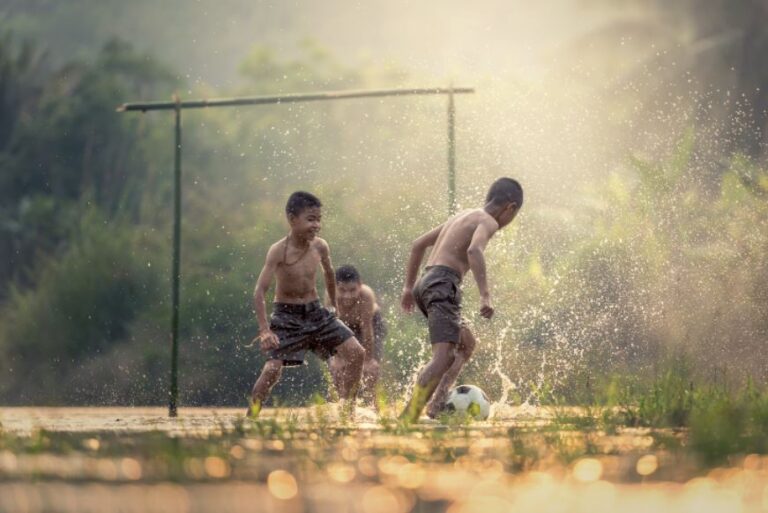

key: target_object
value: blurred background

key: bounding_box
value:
[0,0,766,406]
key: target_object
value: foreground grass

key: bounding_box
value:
[547,363,768,467]
[0,395,763,483]
[1,394,768,513]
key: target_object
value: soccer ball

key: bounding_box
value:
[445,384,491,420]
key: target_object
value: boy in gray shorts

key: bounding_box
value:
[327,265,387,401]
[248,191,365,417]
[400,178,523,422]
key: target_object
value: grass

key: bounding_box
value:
[536,358,768,466]
[1,406,766,513]
[2,361,768,505]
[1,386,768,513]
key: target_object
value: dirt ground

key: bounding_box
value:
[0,407,766,513]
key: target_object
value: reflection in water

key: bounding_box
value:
[0,407,766,513]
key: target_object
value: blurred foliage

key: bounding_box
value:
[469,126,768,404]
[0,36,176,291]
[0,208,159,403]
[0,29,766,409]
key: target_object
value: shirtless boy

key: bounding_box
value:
[399,178,523,423]
[327,265,387,401]
[248,191,365,417]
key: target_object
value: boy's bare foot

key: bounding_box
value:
[426,401,450,419]
[339,398,356,421]
[246,399,262,418]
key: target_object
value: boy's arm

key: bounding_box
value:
[401,224,444,312]
[253,244,281,350]
[318,239,337,310]
[467,218,499,319]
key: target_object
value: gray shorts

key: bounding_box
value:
[413,265,464,345]
[268,301,355,366]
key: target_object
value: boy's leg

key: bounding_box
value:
[327,356,344,399]
[426,326,477,418]
[361,357,381,402]
[399,342,456,423]
[332,337,365,400]
[248,359,283,417]
[362,312,385,403]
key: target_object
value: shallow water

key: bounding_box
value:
[1,407,766,513]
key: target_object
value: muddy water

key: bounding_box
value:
[0,407,766,513]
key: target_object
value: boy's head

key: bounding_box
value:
[285,191,322,240]
[486,177,523,227]
[335,264,362,304]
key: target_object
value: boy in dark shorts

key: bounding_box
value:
[399,178,523,423]
[327,265,387,401]
[248,191,365,417]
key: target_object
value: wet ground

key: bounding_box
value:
[1,407,766,512]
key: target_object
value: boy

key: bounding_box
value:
[399,177,523,423]
[327,265,387,401]
[248,191,365,417]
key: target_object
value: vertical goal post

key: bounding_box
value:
[117,86,475,416]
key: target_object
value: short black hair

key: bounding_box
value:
[285,191,322,217]
[486,177,523,207]
[335,265,361,283]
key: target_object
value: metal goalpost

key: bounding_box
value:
[117,85,475,416]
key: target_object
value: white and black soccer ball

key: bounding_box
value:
[445,384,491,420]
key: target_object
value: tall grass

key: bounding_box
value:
[554,356,768,464]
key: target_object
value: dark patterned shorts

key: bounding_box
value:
[413,265,464,345]
[268,301,355,366]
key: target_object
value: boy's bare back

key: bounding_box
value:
[426,209,499,277]
[402,179,521,322]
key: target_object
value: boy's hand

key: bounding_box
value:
[257,329,280,352]
[400,288,415,313]
[480,295,494,319]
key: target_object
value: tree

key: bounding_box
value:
[0,38,175,294]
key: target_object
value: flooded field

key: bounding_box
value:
[1,406,767,512]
